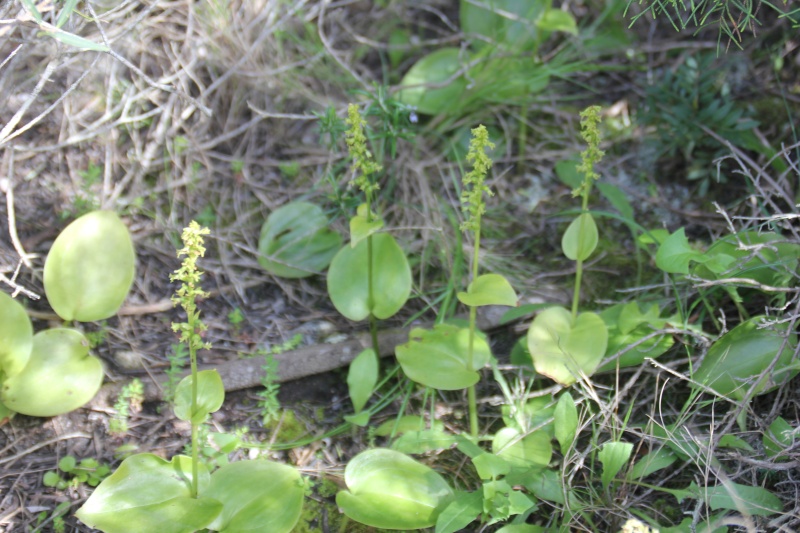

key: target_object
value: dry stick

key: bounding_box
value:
[89,313,507,408]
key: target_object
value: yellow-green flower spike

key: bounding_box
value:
[345,104,382,194]
[170,221,211,353]
[460,125,495,232]
[574,105,605,198]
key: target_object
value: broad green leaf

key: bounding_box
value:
[693,317,797,400]
[457,273,518,307]
[203,460,304,533]
[763,417,795,459]
[501,396,555,437]
[44,210,135,322]
[561,213,598,261]
[471,452,511,480]
[537,9,578,34]
[435,490,482,533]
[598,441,633,490]
[258,201,342,278]
[638,228,670,246]
[596,182,634,221]
[375,415,444,437]
[466,56,550,105]
[597,303,673,372]
[527,307,608,386]
[629,448,677,480]
[397,48,468,115]
[174,370,225,424]
[492,427,552,468]
[460,0,551,51]
[495,525,547,533]
[554,392,578,455]
[699,482,782,516]
[655,227,706,274]
[336,448,454,530]
[555,158,582,189]
[327,232,411,321]
[75,454,220,533]
[347,349,378,413]
[694,230,800,288]
[1,329,103,417]
[396,324,492,390]
[349,204,384,247]
[0,291,33,377]
[392,429,457,454]
[343,411,371,427]
[523,468,571,505]
[47,30,110,52]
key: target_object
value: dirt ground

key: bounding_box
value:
[1,0,799,531]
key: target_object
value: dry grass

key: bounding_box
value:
[1,0,799,531]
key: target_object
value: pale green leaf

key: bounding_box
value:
[599,441,633,490]
[174,370,225,424]
[457,273,518,307]
[347,349,378,413]
[561,213,598,261]
[537,9,578,35]
[554,391,578,455]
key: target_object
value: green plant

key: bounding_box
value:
[527,105,609,386]
[625,0,799,49]
[226,307,245,332]
[639,53,767,195]
[33,501,72,533]
[163,343,189,405]
[43,456,111,490]
[61,162,102,220]
[328,104,411,423]
[109,379,144,436]
[77,222,305,533]
[397,0,577,117]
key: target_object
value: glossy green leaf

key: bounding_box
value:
[44,210,135,322]
[537,9,578,34]
[76,454,220,533]
[694,231,800,288]
[374,415,445,437]
[349,204,384,248]
[629,448,678,480]
[466,56,551,104]
[1,329,103,417]
[596,182,634,221]
[396,48,468,115]
[203,460,304,533]
[561,213,598,261]
[597,303,673,372]
[693,317,797,400]
[460,0,551,51]
[457,273,518,307]
[527,307,608,386]
[471,452,510,480]
[396,324,492,390]
[598,441,633,489]
[492,427,552,468]
[0,291,33,377]
[327,232,411,321]
[258,201,342,278]
[699,482,782,516]
[655,227,706,274]
[174,370,225,424]
[763,417,795,459]
[435,490,483,533]
[336,448,454,530]
[348,349,378,413]
[392,429,457,454]
[554,392,578,455]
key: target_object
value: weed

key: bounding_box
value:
[109,379,143,436]
[43,456,111,490]
[163,343,189,404]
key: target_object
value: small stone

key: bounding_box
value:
[113,351,143,370]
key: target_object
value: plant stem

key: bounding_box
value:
[189,341,199,498]
[365,191,381,361]
[571,184,593,322]
[467,216,482,437]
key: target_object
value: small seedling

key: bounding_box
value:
[43,456,111,490]
[163,343,188,404]
[109,378,143,436]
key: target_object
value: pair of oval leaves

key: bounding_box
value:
[1,210,134,417]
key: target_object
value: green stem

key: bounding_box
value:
[467,219,482,437]
[189,332,199,498]
[571,185,593,321]
[364,190,381,359]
